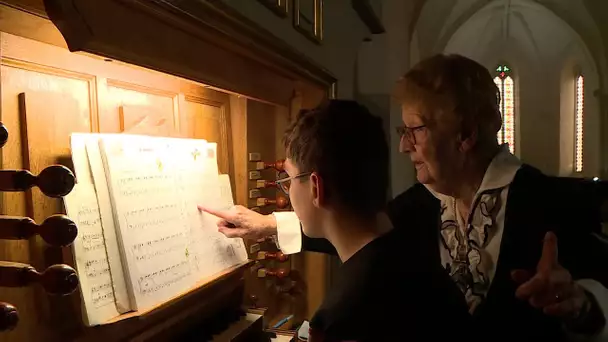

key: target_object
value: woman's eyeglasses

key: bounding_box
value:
[395,125,426,145]
[275,171,312,195]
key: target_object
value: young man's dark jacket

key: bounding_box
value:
[302,164,608,341]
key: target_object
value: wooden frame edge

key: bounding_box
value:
[293,0,323,45]
[257,0,289,18]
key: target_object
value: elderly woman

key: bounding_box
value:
[201,54,608,341]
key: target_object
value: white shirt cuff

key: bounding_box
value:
[273,211,302,255]
[568,279,608,340]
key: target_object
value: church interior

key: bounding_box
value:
[0,0,606,341]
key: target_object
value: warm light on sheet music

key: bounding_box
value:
[65,134,248,325]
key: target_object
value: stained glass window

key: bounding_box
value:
[575,75,584,172]
[494,65,515,154]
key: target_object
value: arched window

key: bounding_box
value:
[494,65,515,154]
[575,74,584,172]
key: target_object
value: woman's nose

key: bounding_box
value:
[399,135,413,153]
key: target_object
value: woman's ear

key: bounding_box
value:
[458,126,478,153]
[310,172,324,208]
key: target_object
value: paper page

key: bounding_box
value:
[99,135,250,311]
[172,141,221,278]
[99,135,198,310]
[71,133,131,313]
[70,134,132,314]
[64,183,120,326]
[217,174,248,264]
[217,174,235,210]
[84,136,132,313]
[178,143,247,278]
[175,146,248,275]
[70,134,95,185]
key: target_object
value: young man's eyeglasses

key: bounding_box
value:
[275,171,312,195]
[395,125,426,145]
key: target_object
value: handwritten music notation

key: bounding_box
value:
[123,204,182,232]
[63,182,120,324]
[84,258,111,278]
[130,232,185,262]
[82,233,105,252]
[137,260,191,295]
[91,282,114,308]
[92,288,114,308]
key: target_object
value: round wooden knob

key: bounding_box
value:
[268,268,289,279]
[0,123,8,148]
[0,302,18,331]
[257,251,288,261]
[28,264,79,296]
[37,165,75,197]
[39,215,78,247]
[260,160,284,171]
[264,252,288,262]
[275,252,288,262]
[0,215,78,247]
[256,180,277,189]
[276,196,289,209]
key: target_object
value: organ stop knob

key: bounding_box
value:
[257,268,289,279]
[0,165,75,197]
[0,302,18,331]
[257,251,288,262]
[0,262,79,296]
[255,180,277,189]
[0,215,78,247]
[255,160,285,171]
[256,196,289,209]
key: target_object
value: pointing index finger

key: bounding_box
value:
[197,205,232,220]
[537,231,558,273]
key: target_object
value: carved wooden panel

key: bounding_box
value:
[119,105,172,136]
[18,91,87,221]
[181,95,231,175]
[1,59,93,342]
[102,80,178,136]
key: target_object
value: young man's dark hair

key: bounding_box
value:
[283,99,389,219]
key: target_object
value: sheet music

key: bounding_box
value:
[85,137,132,313]
[71,133,250,314]
[216,174,248,265]
[99,135,200,310]
[64,183,119,326]
[174,141,222,278]
[217,174,235,210]
[71,133,131,314]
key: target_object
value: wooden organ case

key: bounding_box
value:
[0,0,336,341]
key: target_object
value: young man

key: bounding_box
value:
[268,100,471,341]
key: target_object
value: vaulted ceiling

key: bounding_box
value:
[407,0,607,88]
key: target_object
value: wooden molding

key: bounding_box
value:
[293,0,323,45]
[351,0,385,34]
[257,0,289,18]
[42,0,336,103]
